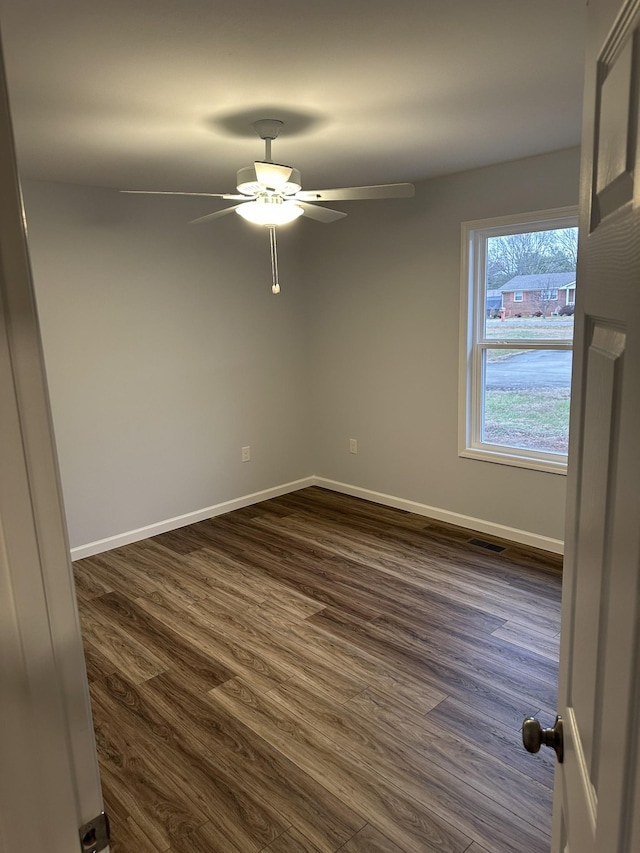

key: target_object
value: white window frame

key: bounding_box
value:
[513,291,524,302]
[459,206,578,475]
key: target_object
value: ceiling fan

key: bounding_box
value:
[122,119,415,293]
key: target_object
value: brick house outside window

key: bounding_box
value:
[498,271,577,317]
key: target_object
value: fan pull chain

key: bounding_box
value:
[269,226,280,294]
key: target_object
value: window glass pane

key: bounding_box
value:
[482,349,572,454]
[484,227,578,340]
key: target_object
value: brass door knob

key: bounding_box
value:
[522,715,564,763]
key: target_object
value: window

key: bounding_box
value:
[459,207,578,474]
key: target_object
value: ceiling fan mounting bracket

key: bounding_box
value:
[252,119,284,141]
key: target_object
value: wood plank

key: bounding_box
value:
[250,519,511,638]
[266,677,552,851]
[255,494,562,598]
[100,761,169,853]
[101,539,208,606]
[345,686,554,811]
[92,672,290,852]
[81,637,117,683]
[307,607,554,728]
[425,695,557,787]
[266,488,431,532]
[275,486,562,572]
[260,826,323,852]
[341,824,408,852]
[99,761,172,852]
[93,716,214,851]
[151,543,269,608]
[492,620,561,661]
[90,591,233,692]
[247,607,446,714]
[168,820,246,853]
[73,559,113,600]
[210,677,473,853]
[135,589,289,691]
[192,593,369,702]
[78,551,165,601]
[262,823,407,853]
[185,548,326,620]
[79,607,167,684]
[367,611,558,707]
[138,668,367,853]
[199,520,385,622]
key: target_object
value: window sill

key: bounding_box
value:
[459,446,568,475]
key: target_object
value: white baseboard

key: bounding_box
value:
[71,474,563,560]
[70,477,315,560]
[313,477,565,555]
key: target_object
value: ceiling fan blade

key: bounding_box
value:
[189,204,246,225]
[298,202,347,223]
[121,190,249,200]
[296,182,415,202]
[254,161,293,189]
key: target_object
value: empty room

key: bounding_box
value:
[2,1,640,852]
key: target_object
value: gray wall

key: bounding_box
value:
[22,146,580,551]
[22,181,312,549]
[304,146,580,543]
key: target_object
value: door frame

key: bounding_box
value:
[0,31,104,853]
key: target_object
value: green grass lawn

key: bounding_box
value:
[484,387,570,454]
[485,317,574,341]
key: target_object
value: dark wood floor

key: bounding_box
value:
[73,486,562,853]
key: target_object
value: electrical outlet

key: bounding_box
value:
[241,446,251,463]
[349,438,358,454]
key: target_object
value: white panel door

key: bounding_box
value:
[0,30,105,853]
[549,0,640,850]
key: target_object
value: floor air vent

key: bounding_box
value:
[468,537,506,553]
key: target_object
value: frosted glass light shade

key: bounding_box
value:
[236,199,304,226]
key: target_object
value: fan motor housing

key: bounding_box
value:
[236,165,302,197]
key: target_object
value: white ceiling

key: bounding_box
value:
[0,0,587,194]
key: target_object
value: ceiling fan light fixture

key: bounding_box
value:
[236,198,304,226]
